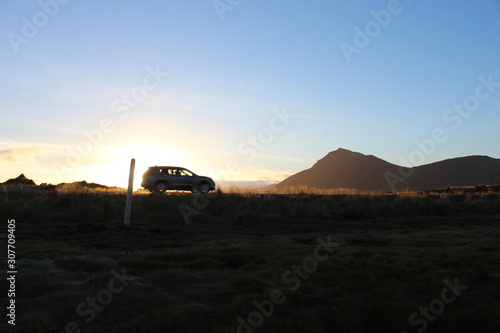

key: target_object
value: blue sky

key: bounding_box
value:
[1,0,499,188]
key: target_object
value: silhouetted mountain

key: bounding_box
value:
[2,174,36,186]
[1,175,112,190]
[275,148,500,192]
[55,181,110,189]
[401,155,500,191]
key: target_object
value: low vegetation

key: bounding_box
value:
[1,186,500,332]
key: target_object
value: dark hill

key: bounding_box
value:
[1,175,112,191]
[275,148,500,192]
[2,174,36,186]
[403,155,500,190]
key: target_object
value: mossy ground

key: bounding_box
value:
[1,191,500,332]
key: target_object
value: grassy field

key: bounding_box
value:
[1,188,500,333]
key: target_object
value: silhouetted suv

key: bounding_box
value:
[141,166,216,193]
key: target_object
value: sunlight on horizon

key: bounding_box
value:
[87,145,193,189]
[77,144,292,190]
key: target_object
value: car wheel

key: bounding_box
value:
[154,182,168,193]
[198,182,210,194]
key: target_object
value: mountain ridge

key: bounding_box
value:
[275,148,500,192]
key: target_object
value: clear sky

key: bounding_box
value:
[1,0,500,188]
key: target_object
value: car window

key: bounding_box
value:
[169,169,181,176]
[153,168,194,176]
[180,169,194,176]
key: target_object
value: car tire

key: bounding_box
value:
[198,182,210,194]
[154,181,169,193]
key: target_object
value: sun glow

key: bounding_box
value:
[83,144,194,189]
[72,141,288,191]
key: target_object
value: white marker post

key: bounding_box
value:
[124,158,135,227]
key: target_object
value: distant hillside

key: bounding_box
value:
[275,148,500,192]
[1,174,112,190]
[2,174,36,186]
